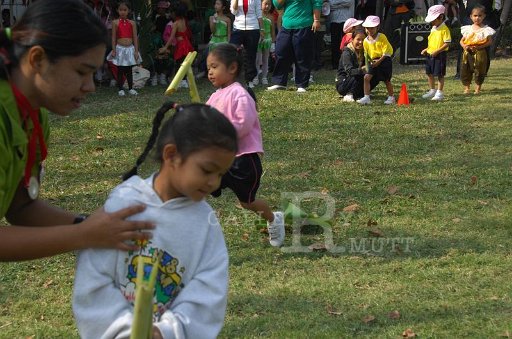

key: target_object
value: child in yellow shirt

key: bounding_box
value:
[357,16,395,105]
[421,5,451,101]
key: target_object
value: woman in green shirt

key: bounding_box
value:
[0,0,153,261]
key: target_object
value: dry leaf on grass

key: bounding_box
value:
[326,305,342,316]
[388,310,400,319]
[362,315,376,324]
[343,204,360,213]
[470,175,478,185]
[96,134,104,140]
[499,330,510,338]
[43,279,53,288]
[402,328,416,337]
[452,218,462,223]
[368,228,384,237]
[241,233,249,241]
[308,242,328,252]
[387,185,399,195]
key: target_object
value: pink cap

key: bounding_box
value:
[362,15,380,28]
[343,18,364,33]
[425,5,445,23]
[157,1,170,9]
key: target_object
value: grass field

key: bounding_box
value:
[0,57,511,338]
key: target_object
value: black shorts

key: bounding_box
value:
[368,56,392,82]
[211,153,262,204]
[425,51,447,77]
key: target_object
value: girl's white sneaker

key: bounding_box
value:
[342,94,354,102]
[357,95,371,105]
[384,96,395,105]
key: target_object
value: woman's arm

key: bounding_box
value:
[231,0,239,14]
[209,15,217,36]
[2,182,153,261]
[226,17,232,41]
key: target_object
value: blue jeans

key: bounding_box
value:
[230,28,260,83]
[271,27,314,88]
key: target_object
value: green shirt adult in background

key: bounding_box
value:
[274,0,322,29]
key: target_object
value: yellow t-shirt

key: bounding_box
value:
[427,22,451,54]
[363,33,393,60]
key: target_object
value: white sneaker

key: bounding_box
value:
[290,76,295,82]
[248,81,255,89]
[309,74,314,83]
[451,17,459,25]
[357,95,371,105]
[261,78,268,85]
[422,89,436,99]
[342,94,354,102]
[118,89,125,96]
[267,211,285,247]
[252,76,259,86]
[297,87,307,93]
[431,91,444,101]
[267,85,286,91]
[178,80,188,88]
[150,75,158,86]
[128,89,138,95]
[159,74,168,85]
[384,96,395,105]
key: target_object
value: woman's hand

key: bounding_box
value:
[81,205,155,251]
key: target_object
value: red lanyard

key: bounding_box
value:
[10,84,48,187]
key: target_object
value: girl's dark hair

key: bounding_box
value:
[0,0,107,78]
[175,2,188,18]
[123,102,238,181]
[117,1,131,10]
[471,4,486,14]
[208,43,257,102]
[352,28,366,38]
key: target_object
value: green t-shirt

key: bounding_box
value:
[0,79,50,219]
[273,0,322,30]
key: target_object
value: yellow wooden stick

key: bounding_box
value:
[130,251,163,339]
[187,65,200,103]
[164,51,198,97]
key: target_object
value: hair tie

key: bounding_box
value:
[5,28,11,40]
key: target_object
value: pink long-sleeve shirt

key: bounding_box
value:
[206,82,263,156]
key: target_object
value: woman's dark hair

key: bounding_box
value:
[208,43,257,102]
[0,0,107,78]
[123,102,238,181]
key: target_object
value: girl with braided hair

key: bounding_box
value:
[73,102,237,338]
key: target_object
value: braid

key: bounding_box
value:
[122,101,178,181]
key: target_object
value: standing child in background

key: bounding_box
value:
[443,0,459,25]
[339,18,363,51]
[107,1,141,96]
[253,0,276,86]
[421,5,451,101]
[73,103,238,339]
[357,15,395,105]
[206,43,285,247]
[149,23,172,86]
[459,4,495,94]
[160,3,194,88]
[209,0,231,50]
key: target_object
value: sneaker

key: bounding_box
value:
[110,79,117,87]
[290,76,295,82]
[178,80,188,88]
[451,17,459,25]
[128,89,138,95]
[342,94,354,102]
[309,74,314,83]
[118,89,125,96]
[431,91,444,101]
[248,81,255,89]
[267,211,285,247]
[297,87,307,93]
[357,95,371,105]
[150,75,158,87]
[267,85,286,91]
[261,78,268,85]
[422,89,436,99]
[252,76,259,86]
[384,96,395,105]
[159,74,168,86]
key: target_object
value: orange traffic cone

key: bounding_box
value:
[397,83,410,106]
